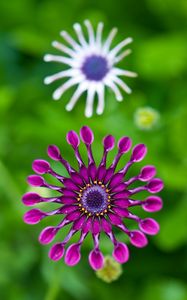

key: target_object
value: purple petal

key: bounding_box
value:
[89,249,104,270]
[92,219,100,235]
[131,144,147,162]
[65,243,81,266]
[147,178,164,193]
[62,189,77,197]
[32,159,50,174]
[129,230,148,248]
[112,207,129,217]
[103,135,115,151]
[103,168,115,184]
[139,218,160,235]
[23,209,44,224]
[82,217,92,233]
[110,183,126,193]
[97,166,107,181]
[113,242,129,263]
[72,215,86,230]
[80,126,94,145]
[49,243,65,261]
[66,130,80,149]
[22,192,41,206]
[114,191,130,199]
[88,163,97,181]
[59,205,78,214]
[101,218,112,233]
[60,196,77,205]
[63,178,80,191]
[109,173,124,188]
[139,165,156,182]
[39,226,57,244]
[79,165,89,182]
[143,196,163,212]
[71,173,84,186]
[47,145,61,161]
[113,199,130,208]
[108,213,122,226]
[118,137,132,153]
[27,175,44,187]
[66,210,81,221]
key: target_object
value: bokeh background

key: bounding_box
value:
[0,0,187,299]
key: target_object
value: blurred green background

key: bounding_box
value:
[0,0,187,299]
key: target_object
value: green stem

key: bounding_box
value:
[45,277,60,300]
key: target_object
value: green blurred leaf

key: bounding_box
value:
[135,34,187,80]
[156,193,187,251]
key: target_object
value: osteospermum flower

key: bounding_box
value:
[22,126,163,270]
[44,20,137,117]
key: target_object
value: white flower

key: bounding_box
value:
[44,20,137,117]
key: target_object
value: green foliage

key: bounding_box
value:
[0,0,187,299]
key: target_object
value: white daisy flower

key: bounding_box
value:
[44,20,137,118]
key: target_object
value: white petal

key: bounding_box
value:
[102,28,118,54]
[104,78,123,101]
[96,22,104,48]
[44,54,74,66]
[96,84,105,115]
[112,76,132,94]
[112,68,138,77]
[114,49,132,64]
[52,41,76,57]
[109,37,133,58]
[52,76,84,100]
[73,23,88,47]
[85,85,96,118]
[44,69,79,85]
[66,82,88,111]
[60,31,81,51]
[84,20,95,45]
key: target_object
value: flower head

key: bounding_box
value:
[44,20,137,117]
[96,256,123,283]
[134,106,160,130]
[22,126,163,270]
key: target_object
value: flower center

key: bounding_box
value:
[81,55,109,81]
[77,183,111,216]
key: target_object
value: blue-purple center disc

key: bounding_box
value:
[81,55,109,81]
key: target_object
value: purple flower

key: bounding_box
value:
[22,126,163,270]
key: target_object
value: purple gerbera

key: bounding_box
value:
[22,126,163,270]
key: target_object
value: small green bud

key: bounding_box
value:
[134,106,160,130]
[96,256,123,283]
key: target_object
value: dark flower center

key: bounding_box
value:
[81,185,109,215]
[81,55,109,81]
